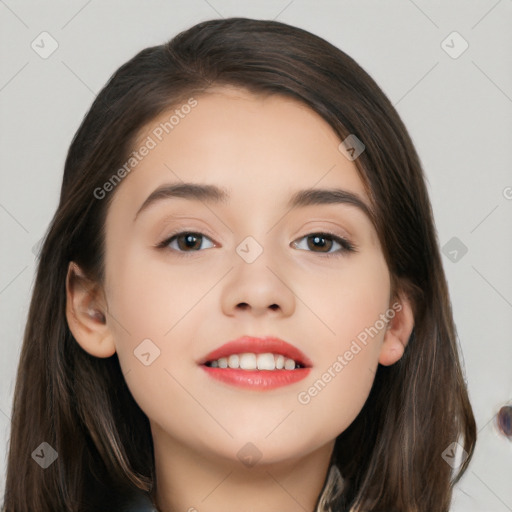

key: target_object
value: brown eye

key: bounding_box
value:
[164,232,215,252]
[292,232,355,255]
[306,234,333,252]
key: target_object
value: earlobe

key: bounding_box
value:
[378,293,415,367]
[65,262,116,358]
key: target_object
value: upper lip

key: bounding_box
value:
[198,336,313,367]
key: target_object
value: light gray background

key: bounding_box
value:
[1,1,511,510]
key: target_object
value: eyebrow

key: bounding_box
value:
[133,182,373,222]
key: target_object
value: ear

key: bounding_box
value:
[378,292,415,366]
[65,261,116,358]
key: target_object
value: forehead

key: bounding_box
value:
[109,87,369,218]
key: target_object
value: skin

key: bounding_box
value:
[66,87,414,512]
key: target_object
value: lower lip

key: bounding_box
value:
[200,366,311,390]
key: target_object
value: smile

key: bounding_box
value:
[205,352,303,370]
[198,336,312,390]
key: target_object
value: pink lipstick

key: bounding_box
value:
[198,336,312,390]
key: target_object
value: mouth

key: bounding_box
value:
[198,336,312,390]
[204,353,305,370]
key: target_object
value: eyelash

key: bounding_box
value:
[156,230,357,258]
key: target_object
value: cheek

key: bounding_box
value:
[104,242,244,450]
[301,252,391,356]
[293,253,390,433]
[104,248,215,439]
[105,245,212,365]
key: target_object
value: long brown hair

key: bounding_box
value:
[3,17,476,511]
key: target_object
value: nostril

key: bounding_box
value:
[235,303,280,311]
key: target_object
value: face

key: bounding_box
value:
[102,87,393,465]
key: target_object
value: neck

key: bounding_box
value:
[150,422,335,512]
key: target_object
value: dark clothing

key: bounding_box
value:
[119,491,158,511]
[113,489,158,511]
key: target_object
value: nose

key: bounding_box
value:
[220,245,296,319]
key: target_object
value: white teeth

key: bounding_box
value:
[257,353,275,370]
[239,353,257,370]
[207,352,300,370]
[228,354,239,368]
[284,358,296,370]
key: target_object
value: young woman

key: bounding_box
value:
[3,17,476,512]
